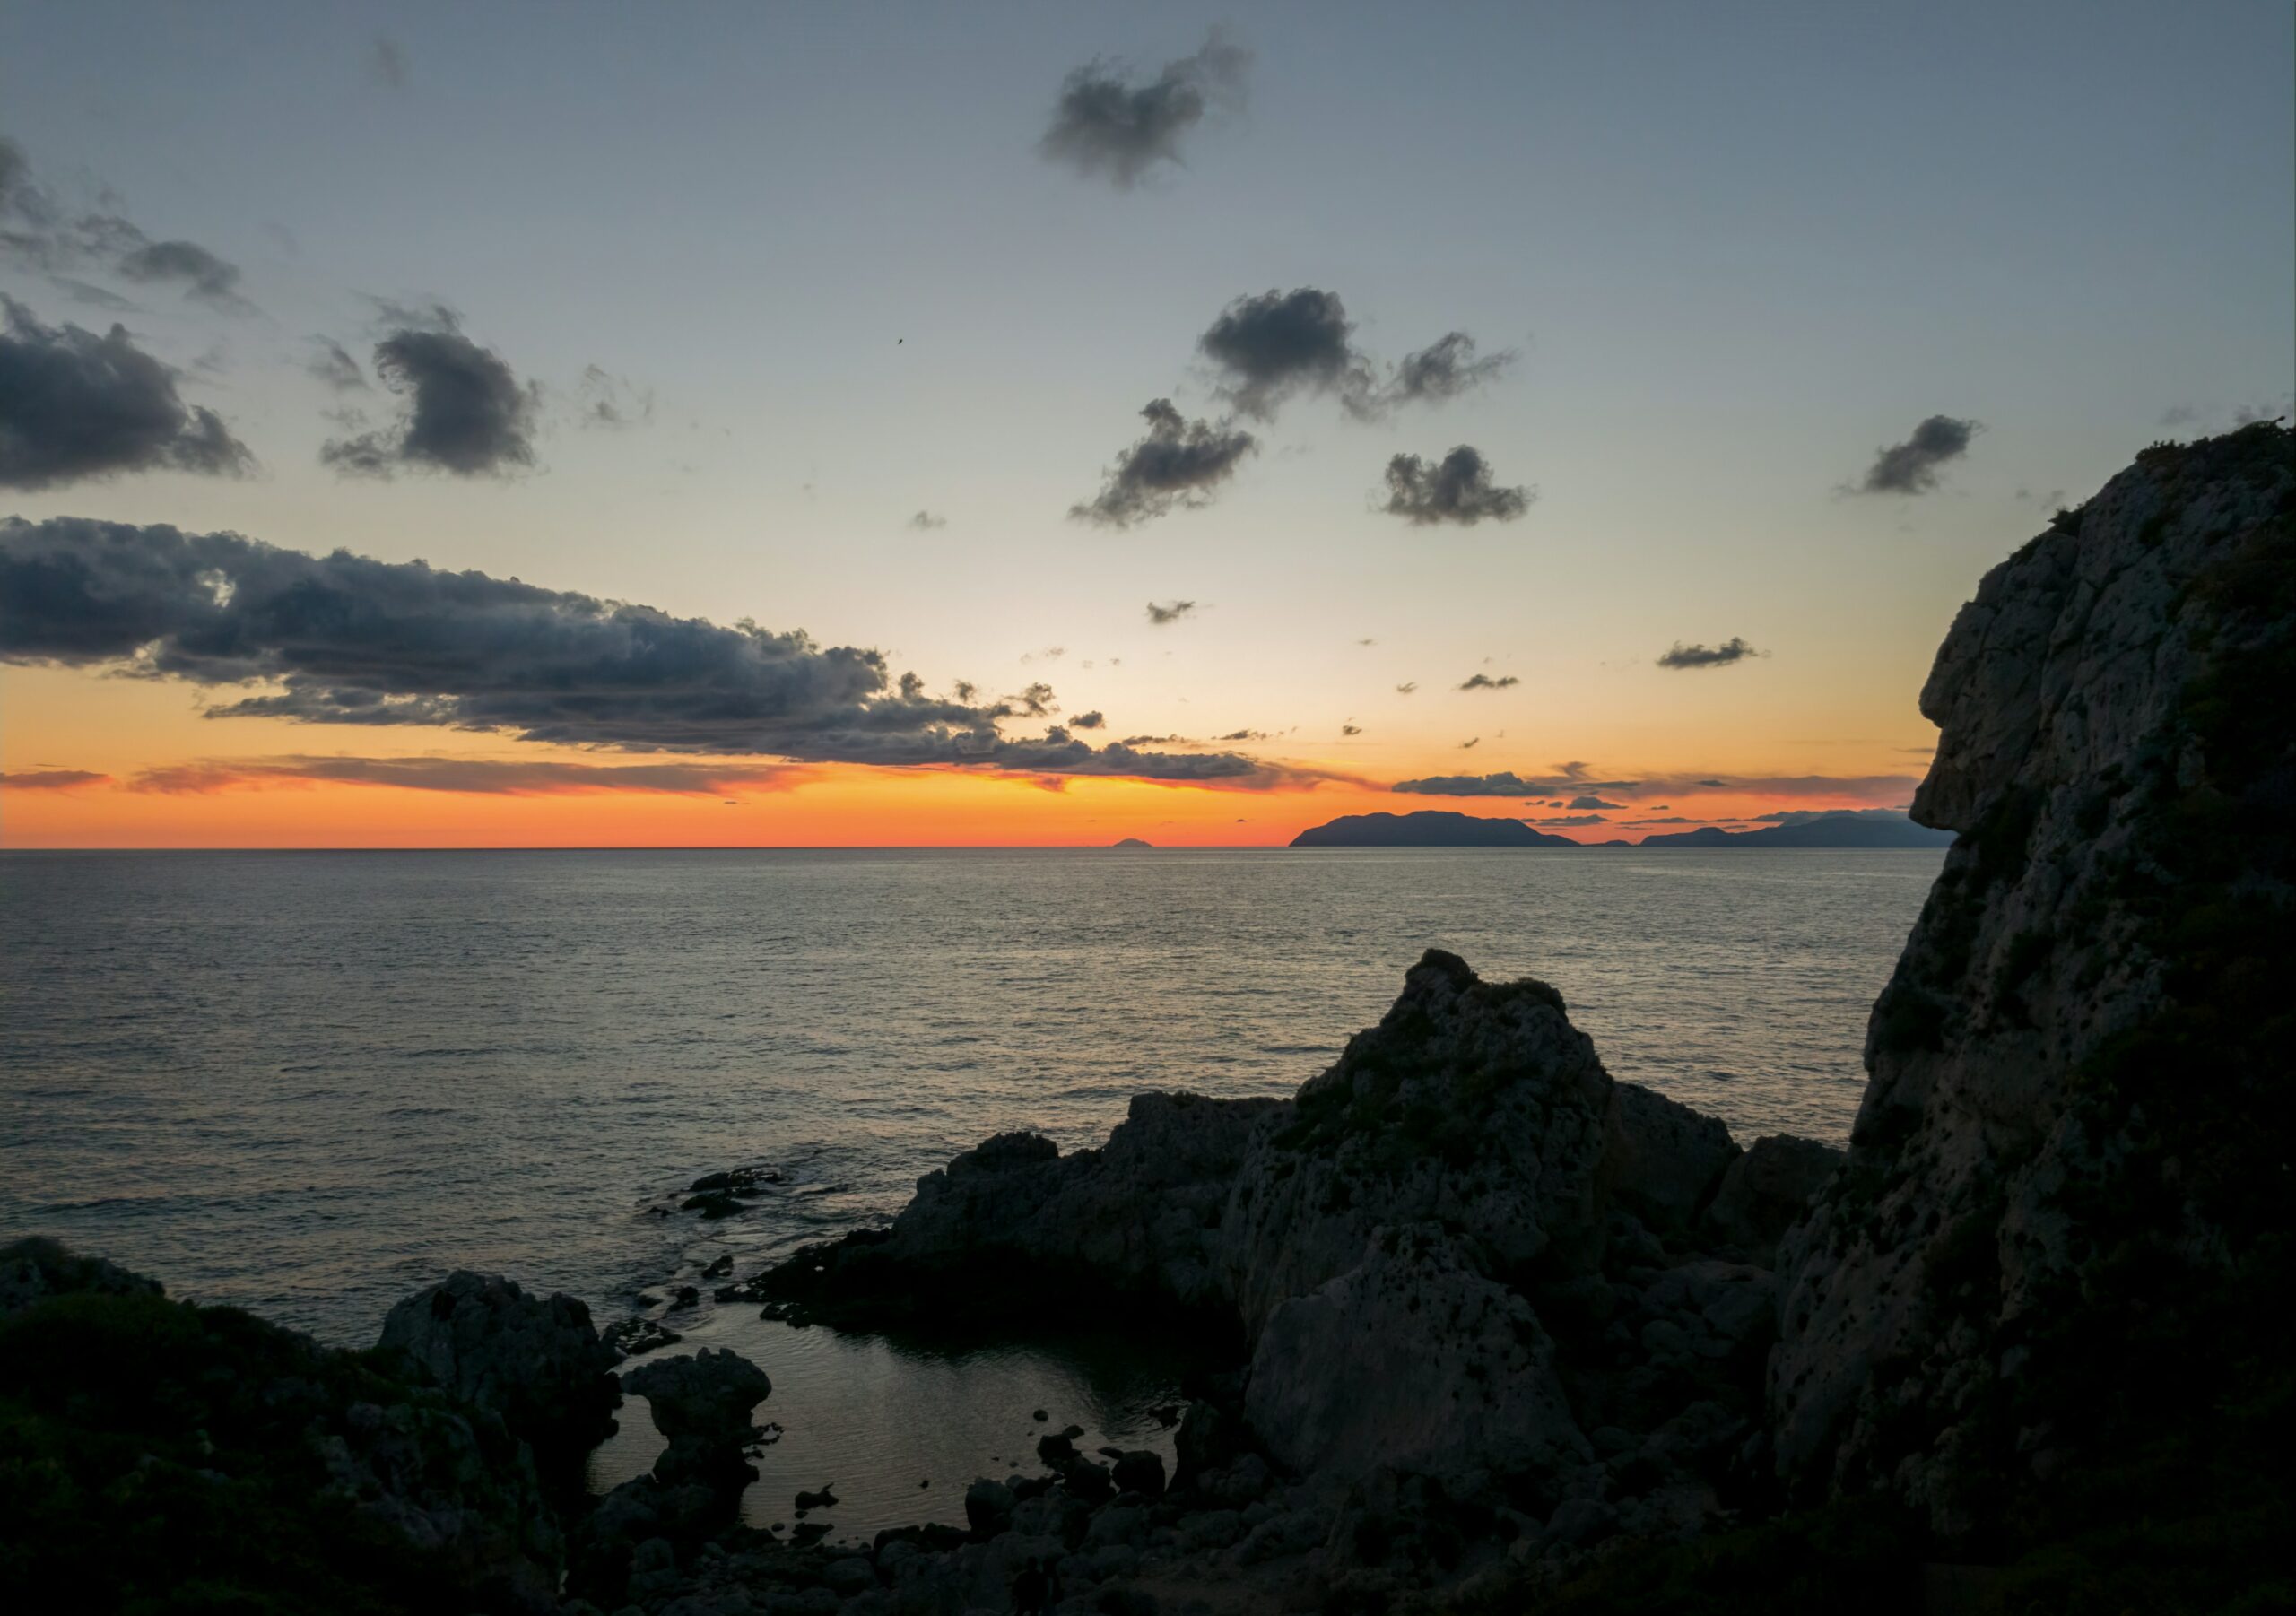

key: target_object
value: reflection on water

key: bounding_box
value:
[587,1309,1216,1542]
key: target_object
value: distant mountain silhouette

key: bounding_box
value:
[1289,811,1580,847]
[1111,837,1152,847]
[1638,812,1953,848]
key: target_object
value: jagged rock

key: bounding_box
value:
[1244,1220,1590,1485]
[963,1477,1015,1537]
[622,1349,773,1490]
[1772,423,2296,1540]
[376,1270,622,1471]
[1698,1134,1843,1263]
[1109,1449,1166,1499]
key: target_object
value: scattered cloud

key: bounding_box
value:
[909,510,948,531]
[1385,332,1514,407]
[1071,398,1256,526]
[1340,724,1361,736]
[306,337,368,392]
[1198,287,1374,421]
[1070,710,1106,730]
[1146,598,1198,625]
[0,298,255,490]
[1391,763,1918,803]
[1039,30,1250,190]
[1527,813,1606,826]
[321,307,540,477]
[1458,737,1479,749]
[1656,637,1761,670]
[115,239,250,313]
[577,364,653,430]
[1457,673,1519,691]
[0,767,111,790]
[1381,446,1531,526]
[1121,733,1195,746]
[1567,795,1624,810]
[1749,806,1911,824]
[1395,682,1417,694]
[0,136,253,314]
[1215,728,1270,743]
[0,516,1327,788]
[47,277,140,313]
[1851,414,1979,495]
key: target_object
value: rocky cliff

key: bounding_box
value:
[1771,423,2295,1551]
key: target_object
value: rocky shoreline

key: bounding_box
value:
[2,422,2288,1612]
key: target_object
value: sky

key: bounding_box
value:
[2,0,2290,847]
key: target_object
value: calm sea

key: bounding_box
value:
[0,847,1939,1532]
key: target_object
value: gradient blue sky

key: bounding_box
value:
[2,1,2290,843]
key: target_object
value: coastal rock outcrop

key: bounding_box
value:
[1772,422,2295,1544]
[378,1269,622,1476]
[622,1347,775,1490]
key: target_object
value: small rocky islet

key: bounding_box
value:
[2,422,2288,1612]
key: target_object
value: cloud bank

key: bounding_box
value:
[128,756,804,796]
[0,516,1313,788]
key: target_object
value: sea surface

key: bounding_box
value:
[0,846,1941,1535]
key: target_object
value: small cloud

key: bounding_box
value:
[1457,673,1519,691]
[1355,637,1376,647]
[1146,598,1198,625]
[1071,398,1257,527]
[1656,637,1761,670]
[2159,404,2199,427]
[116,239,252,313]
[1384,332,1514,407]
[1395,682,1417,694]
[0,768,112,791]
[370,35,409,91]
[307,337,368,392]
[909,510,948,531]
[1215,728,1270,743]
[1382,446,1532,526]
[1850,414,1979,495]
[577,364,653,430]
[1458,737,1480,749]
[1340,723,1362,736]
[1039,30,1251,190]
[321,308,541,478]
[1567,795,1623,810]
[1527,813,1606,826]
[1071,710,1106,730]
[1199,286,1374,421]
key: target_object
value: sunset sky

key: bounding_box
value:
[4,2,2290,847]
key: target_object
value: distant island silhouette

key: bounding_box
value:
[1288,810,1579,847]
[1110,838,1152,847]
[1290,808,1956,847]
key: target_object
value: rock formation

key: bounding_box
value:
[622,1347,775,1490]
[1770,421,2296,1548]
[377,1269,622,1481]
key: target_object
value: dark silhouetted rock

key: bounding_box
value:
[622,1349,772,1490]
[1289,810,1581,847]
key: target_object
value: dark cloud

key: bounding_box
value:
[1146,598,1197,625]
[1656,637,1761,670]
[1198,287,1374,420]
[1121,734,1196,746]
[1527,813,1606,826]
[1215,728,1271,743]
[1382,446,1531,526]
[1458,737,1479,749]
[1395,682,1417,694]
[0,516,1327,789]
[1567,795,1624,810]
[1039,30,1250,190]
[909,510,948,531]
[1391,765,1919,803]
[1393,765,1640,797]
[321,311,540,477]
[1071,398,1256,527]
[1340,724,1361,736]
[1457,673,1518,691]
[131,756,802,796]
[1853,414,1978,494]
[1750,806,1910,825]
[0,136,46,224]
[1695,778,1727,787]
[115,239,249,312]
[307,338,367,392]
[0,299,255,490]
[0,767,111,790]
[1386,332,1514,407]
[1071,710,1106,730]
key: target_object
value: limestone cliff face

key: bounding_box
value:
[1771,423,2295,1530]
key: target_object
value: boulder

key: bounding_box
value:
[1698,1134,1842,1264]
[377,1270,622,1471]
